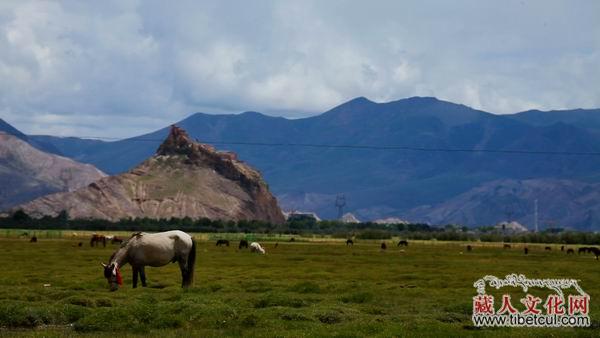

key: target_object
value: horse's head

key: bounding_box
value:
[101,262,122,291]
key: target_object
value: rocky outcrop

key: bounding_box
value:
[0,132,106,210]
[12,126,285,223]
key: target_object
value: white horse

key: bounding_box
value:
[101,230,196,291]
[249,242,266,254]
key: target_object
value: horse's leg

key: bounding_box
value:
[179,256,193,288]
[140,267,147,287]
[132,266,138,288]
[178,259,187,288]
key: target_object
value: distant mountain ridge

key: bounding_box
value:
[20,96,600,229]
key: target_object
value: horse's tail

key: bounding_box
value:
[185,238,197,287]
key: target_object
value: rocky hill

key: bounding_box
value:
[0,132,106,210]
[12,126,284,223]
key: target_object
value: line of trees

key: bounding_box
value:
[1,210,599,245]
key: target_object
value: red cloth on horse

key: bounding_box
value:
[116,267,123,286]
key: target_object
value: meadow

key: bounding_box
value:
[0,230,598,337]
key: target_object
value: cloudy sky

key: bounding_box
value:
[0,0,599,138]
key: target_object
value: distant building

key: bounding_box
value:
[285,211,321,222]
[373,217,410,225]
[341,212,360,223]
[495,221,529,233]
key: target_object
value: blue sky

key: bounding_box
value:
[0,0,598,138]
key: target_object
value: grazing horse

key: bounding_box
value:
[101,230,196,291]
[239,239,249,249]
[346,239,354,246]
[466,245,472,252]
[111,236,124,245]
[30,236,37,243]
[578,247,590,255]
[545,246,552,251]
[289,237,295,242]
[567,248,575,254]
[503,244,511,249]
[216,239,230,247]
[561,245,565,251]
[524,247,529,255]
[91,234,106,247]
[381,242,387,250]
[249,242,266,254]
[397,240,408,247]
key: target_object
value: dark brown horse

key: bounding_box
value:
[216,239,230,247]
[346,239,354,246]
[111,236,124,245]
[397,240,408,247]
[239,239,249,249]
[91,234,106,247]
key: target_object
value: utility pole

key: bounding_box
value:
[504,205,514,221]
[534,199,538,233]
[335,194,346,220]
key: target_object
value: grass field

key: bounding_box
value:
[0,231,598,337]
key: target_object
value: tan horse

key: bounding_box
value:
[101,230,196,291]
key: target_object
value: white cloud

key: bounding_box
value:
[0,0,598,137]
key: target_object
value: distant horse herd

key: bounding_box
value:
[22,231,599,292]
[462,242,600,260]
[90,234,124,247]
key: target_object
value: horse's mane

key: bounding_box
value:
[118,232,143,248]
[130,232,143,239]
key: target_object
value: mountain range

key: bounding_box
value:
[4,96,600,229]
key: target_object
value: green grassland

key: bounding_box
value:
[0,232,598,337]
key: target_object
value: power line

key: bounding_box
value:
[60,135,600,156]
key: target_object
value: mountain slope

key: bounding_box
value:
[405,179,600,231]
[0,132,106,210]
[510,108,600,133]
[0,119,62,155]
[14,126,285,223]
